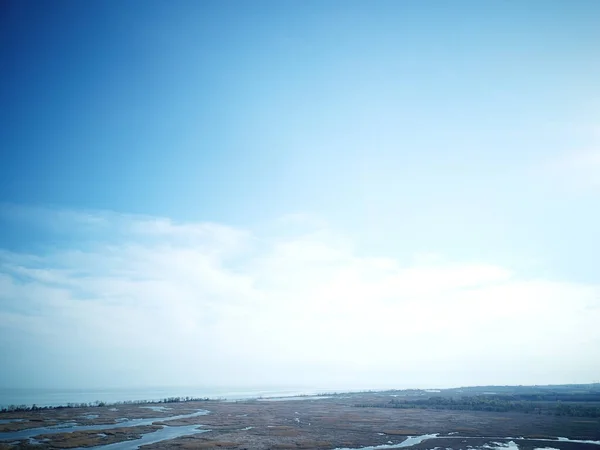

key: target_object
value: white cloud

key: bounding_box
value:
[543,148,600,190]
[0,205,599,389]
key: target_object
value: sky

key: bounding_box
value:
[0,0,599,391]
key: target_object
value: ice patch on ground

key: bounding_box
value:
[442,436,600,447]
[556,438,600,445]
[333,433,439,450]
[139,406,172,412]
[483,441,519,450]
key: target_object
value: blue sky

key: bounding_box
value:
[1,1,599,390]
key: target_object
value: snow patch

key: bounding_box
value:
[333,433,439,450]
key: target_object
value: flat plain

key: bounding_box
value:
[1,388,599,450]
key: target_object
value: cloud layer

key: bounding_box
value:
[543,148,600,190]
[1,206,599,389]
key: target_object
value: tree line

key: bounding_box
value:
[354,394,600,418]
[1,396,213,413]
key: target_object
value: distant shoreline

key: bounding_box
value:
[2,383,599,413]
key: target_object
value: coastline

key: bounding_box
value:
[1,387,600,450]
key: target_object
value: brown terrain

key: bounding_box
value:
[1,393,599,450]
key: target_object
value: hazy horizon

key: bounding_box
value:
[1,1,599,391]
[2,382,599,409]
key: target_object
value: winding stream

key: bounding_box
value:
[333,435,600,450]
[0,409,209,442]
[3,415,600,450]
[71,425,208,450]
[334,434,440,450]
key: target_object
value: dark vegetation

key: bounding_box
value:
[354,384,600,418]
[0,396,212,413]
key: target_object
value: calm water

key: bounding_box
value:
[0,409,210,441]
[0,386,322,408]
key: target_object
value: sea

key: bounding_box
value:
[0,386,329,408]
